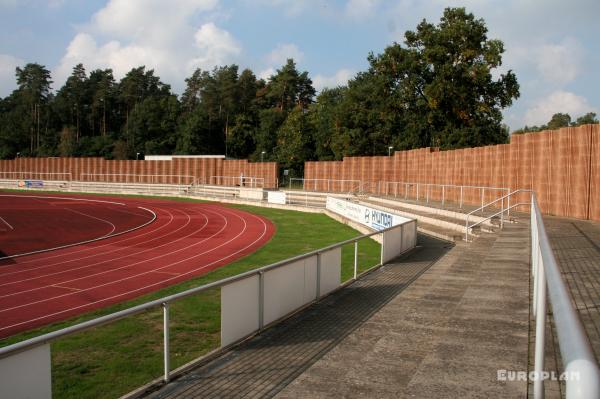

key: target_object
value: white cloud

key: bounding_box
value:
[258,67,276,81]
[345,0,380,19]
[536,38,583,87]
[524,91,597,126]
[313,69,354,91]
[189,22,241,70]
[0,54,24,97]
[266,43,304,66]
[92,0,217,43]
[53,0,240,93]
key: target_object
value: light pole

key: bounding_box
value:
[136,152,140,160]
[16,152,20,159]
[261,151,265,162]
[388,146,393,156]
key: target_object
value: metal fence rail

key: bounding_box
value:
[209,176,264,188]
[530,194,600,398]
[464,189,532,241]
[0,219,416,397]
[288,178,361,193]
[0,171,72,181]
[80,174,195,185]
[362,181,510,209]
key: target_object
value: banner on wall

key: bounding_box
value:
[17,180,44,188]
[326,196,411,231]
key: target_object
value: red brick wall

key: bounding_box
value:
[0,157,279,188]
[304,124,600,221]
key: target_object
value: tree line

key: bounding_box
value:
[1,8,524,175]
[513,112,598,134]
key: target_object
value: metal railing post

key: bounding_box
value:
[460,186,463,209]
[354,241,358,280]
[162,302,170,383]
[500,197,504,229]
[380,232,385,265]
[481,188,485,212]
[416,184,419,202]
[442,185,445,206]
[533,256,547,398]
[426,184,430,204]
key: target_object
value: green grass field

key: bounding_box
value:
[0,196,381,399]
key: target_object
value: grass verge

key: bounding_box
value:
[0,197,381,399]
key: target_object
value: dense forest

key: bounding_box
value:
[0,8,527,174]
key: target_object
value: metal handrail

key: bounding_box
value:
[530,194,600,398]
[80,173,195,185]
[0,220,410,365]
[375,181,509,207]
[464,189,532,241]
[0,172,73,181]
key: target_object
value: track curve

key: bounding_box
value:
[0,193,275,338]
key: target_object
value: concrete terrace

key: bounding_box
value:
[140,218,533,399]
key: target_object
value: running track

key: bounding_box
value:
[0,193,274,339]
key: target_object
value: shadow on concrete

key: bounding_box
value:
[146,234,453,399]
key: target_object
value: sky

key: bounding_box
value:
[0,0,598,130]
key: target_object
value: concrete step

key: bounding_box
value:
[365,196,499,227]
[358,198,495,238]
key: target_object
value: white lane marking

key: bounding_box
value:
[0,206,156,261]
[0,208,202,295]
[62,207,117,238]
[0,208,268,332]
[0,207,176,278]
[3,205,167,269]
[0,216,13,230]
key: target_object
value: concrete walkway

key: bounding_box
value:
[277,222,530,399]
[140,219,532,398]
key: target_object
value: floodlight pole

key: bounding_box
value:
[261,151,265,162]
[136,152,140,161]
[388,146,393,156]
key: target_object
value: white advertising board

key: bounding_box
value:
[267,191,287,205]
[326,197,411,231]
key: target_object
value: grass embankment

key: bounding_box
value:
[0,199,381,399]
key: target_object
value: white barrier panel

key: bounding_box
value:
[239,188,265,200]
[326,197,411,231]
[0,343,51,399]
[267,191,287,205]
[319,247,342,296]
[221,275,260,347]
[381,221,417,263]
[263,257,317,326]
[402,222,417,250]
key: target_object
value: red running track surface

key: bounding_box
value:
[0,193,275,339]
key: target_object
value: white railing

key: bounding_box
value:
[530,194,600,398]
[364,181,510,209]
[209,176,264,188]
[0,220,416,398]
[0,171,72,181]
[79,174,195,185]
[288,178,361,193]
[464,189,531,241]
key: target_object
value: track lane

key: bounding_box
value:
[0,194,274,338]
